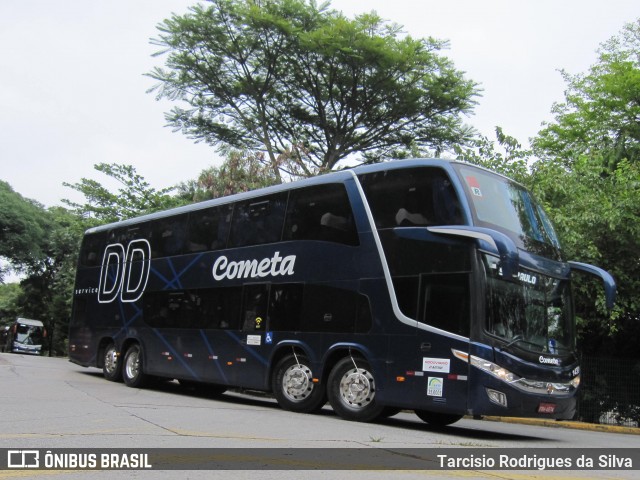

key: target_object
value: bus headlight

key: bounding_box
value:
[469,355,521,384]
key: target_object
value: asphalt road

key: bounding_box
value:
[1,353,638,480]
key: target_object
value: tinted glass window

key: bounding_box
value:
[229,193,288,248]
[186,204,233,253]
[359,167,463,228]
[300,285,371,333]
[144,287,241,329]
[421,273,470,337]
[284,184,359,245]
[79,232,105,267]
[148,214,189,257]
[241,284,269,332]
[269,284,304,331]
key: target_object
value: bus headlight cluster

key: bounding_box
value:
[452,349,580,396]
[469,355,520,384]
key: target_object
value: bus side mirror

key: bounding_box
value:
[426,225,520,280]
[568,261,616,311]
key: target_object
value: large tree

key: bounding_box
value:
[0,180,50,281]
[148,0,478,179]
[534,19,640,171]
[530,19,640,351]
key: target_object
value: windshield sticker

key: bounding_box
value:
[423,357,451,373]
[465,176,483,198]
[427,377,444,397]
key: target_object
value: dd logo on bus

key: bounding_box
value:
[98,239,151,303]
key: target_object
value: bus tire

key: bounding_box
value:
[122,344,148,388]
[272,354,326,413]
[414,410,463,427]
[102,343,122,382]
[327,356,384,422]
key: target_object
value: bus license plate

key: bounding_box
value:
[537,403,556,414]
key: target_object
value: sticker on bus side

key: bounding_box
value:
[427,377,444,397]
[422,357,451,373]
[247,335,262,346]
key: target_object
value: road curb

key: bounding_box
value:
[479,416,640,435]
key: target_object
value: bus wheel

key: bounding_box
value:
[415,410,463,427]
[272,354,326,413]
[327,356,384,422]
[122,344,148,388]
[102,343,122,382]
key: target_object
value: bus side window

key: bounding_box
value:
[144,287,242,330]
[359,167,463,229]
[269,284,304,331]
[148,214,189,257]
[284,184,359,246]
[301,285,358,333]
[421,273,470,337]
[186,204,233,253]
[241,284,269,332]
[228,193,288,248]
[79,232,106,267]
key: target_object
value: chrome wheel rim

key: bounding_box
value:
[339,367,375,409]
[104,346,118,375]
[282,363,314,402]
[125,349,140,380]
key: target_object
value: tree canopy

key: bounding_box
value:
[534,19,640,171]
[148,0,479,179]
[0,180,50,279]
[530,19,640,350]
[63,163,183,223]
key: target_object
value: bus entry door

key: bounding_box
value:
[228,284,271,389]
[417,272,471,415]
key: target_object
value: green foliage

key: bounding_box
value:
[0,282,21,325]
[148,0,479,177]
[178,150,280,203]
[453,127,531,184]
[534,19,640,171]
[530,19,640,356]
[0,180,50,277]
[63,163,185,223]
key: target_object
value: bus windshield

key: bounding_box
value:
[454,165,561,257]
[483,254,574,355]
[16,324,44,345]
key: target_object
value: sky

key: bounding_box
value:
[1,0,638,208]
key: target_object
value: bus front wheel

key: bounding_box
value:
[327,356,384,422]
[102,343,122,382]
[272,354,326,413]
[122,344,148,388]
[415,410,463,427]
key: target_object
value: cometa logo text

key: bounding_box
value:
[212,252,296,281]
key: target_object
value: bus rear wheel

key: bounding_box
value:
[102,343,122,382]
[272,354,326,413]
[327,356,383,422]
[122,344,148,388]
[415,410,463,427]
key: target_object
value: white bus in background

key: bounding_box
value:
[6,318,47,355]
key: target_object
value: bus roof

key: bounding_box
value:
[15,318,44,327]
[84,158,463,235]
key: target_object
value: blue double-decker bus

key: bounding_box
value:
[69,159,615,425]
